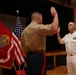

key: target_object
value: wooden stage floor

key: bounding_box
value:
[47,66,68,75]
[0,66,68,75]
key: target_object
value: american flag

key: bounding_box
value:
[12,10,25,67]
[13,10,23,40]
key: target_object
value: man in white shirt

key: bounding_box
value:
[57,22,76,75]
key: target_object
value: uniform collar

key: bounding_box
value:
[69,31,76,36]
[31,21,38,25]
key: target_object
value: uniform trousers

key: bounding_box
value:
[25,52,46,75]
[67,55,76,75]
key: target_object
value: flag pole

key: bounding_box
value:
[16,10,19,17]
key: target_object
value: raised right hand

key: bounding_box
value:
[50,7,58,17]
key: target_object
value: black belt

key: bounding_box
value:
[27,50,44,54]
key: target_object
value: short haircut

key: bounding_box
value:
[31,11,42,19]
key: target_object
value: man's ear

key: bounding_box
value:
[74,25,76,30]
[75,27,76,30]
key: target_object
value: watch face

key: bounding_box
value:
[59,0,66,4]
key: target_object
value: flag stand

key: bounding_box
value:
[14,62,27,75]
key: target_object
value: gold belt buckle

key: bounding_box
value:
[69,53,73,56]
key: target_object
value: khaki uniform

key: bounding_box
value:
[21,21,53,75]
[21,21,52,53]
[61,31,76,75]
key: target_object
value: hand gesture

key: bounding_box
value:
[50,7,58,17]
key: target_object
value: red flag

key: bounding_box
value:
[0,21,15,69]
